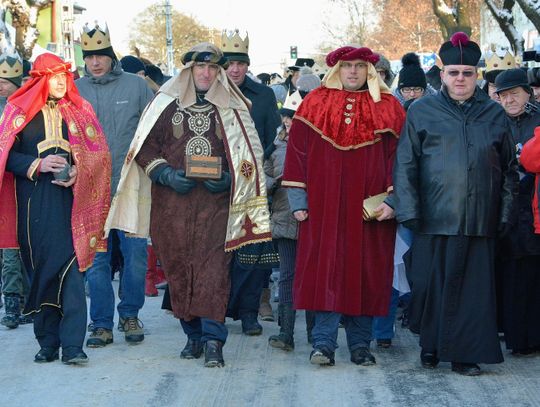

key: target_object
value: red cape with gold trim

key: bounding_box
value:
[0,100,111,271]
[282,87,405,315]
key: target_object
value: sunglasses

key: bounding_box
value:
[446,70,476,77]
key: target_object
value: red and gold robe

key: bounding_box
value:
[282,87,405,315]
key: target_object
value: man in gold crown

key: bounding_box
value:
[221,29,281,333]
[76,23,154,348]
[481,50,516,102]
[104,42,271,367]
[0,53,31,331]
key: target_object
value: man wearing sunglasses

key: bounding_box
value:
[393,32,518,376]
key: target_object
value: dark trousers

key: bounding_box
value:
[236,268,268,319]
[33,263,86,351]
[180,317,228,343]
[276,238,297,305]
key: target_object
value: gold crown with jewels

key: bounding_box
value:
[0,56,22,79]
[220,29,249,54]
[81,23,112,51]
[485,51,515,72]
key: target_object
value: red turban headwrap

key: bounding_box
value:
[8,53,83,130]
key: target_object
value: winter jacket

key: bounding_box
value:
[394,87,518,237]
[500,106,540,257]
[520,126,540,235]
[76,61,154,194]
[238,76,281,159]
[264,128,298,240]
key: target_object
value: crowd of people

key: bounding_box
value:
[0,24,539,376]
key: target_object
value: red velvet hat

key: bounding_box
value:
[326,46,380,67]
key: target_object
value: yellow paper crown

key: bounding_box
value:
[81,23,112,51]
[485,51,515,72]
[221,29,249,54]
[0,56,22,79]
[282,90,303,112]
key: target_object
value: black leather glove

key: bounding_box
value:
[402,219,420,232]
[498,222,513,238]
[154,166,197,194]
[203,171,231,193]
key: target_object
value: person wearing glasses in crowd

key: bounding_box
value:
[393,32,518,376]
[393,53,437,107]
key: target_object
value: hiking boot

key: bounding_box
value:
[241,314,262,336]
[258,288,274,321]
[310,346,335,366]
[122,317,144,343]
[34,347,59,363]
[350,347,376,366]
[180,338,203,359]
[1,294,20,329]
[62,348,89,365]
[268,303,295,351]
[86,328,113,348]
[204,340,225,367]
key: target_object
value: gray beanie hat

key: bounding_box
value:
[296,73,321,93]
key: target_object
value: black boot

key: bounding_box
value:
[180,338,203,359]
[204,340,224,367]
[269,303,295,351]
[34,347,59,363]
[1,294,20,329]
[305,310,315,344]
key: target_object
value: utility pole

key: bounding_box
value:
[164,0,174,75]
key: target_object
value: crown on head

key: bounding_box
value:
[282,90,303,112]
[81,23,112,51]
[221,29,249,54]
[0,56,23,79]
[485,51,515,72]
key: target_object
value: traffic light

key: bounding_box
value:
[290,46,298,60]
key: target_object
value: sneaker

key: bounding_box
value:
[310,347,335,366]
[350,347,376,366]
[122,317,144,343]
[86,328,113,348]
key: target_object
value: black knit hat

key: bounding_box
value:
[439,32,481,66]
[120,55,145,74]
[495,68,530,94]
[398,53,427,90]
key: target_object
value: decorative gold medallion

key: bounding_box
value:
[240,160,255,180]
[85,124,96,139]
[13,115,25,129]
[89,236,97,248]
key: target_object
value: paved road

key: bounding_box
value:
[1,282,539,407]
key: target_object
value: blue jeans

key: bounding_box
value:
[180,318,228,343]
[372,288,400,340]
[312,311,373,352]
[86,230,147,330]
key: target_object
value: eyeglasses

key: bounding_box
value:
[445,70,476,77]
[401,87,424,93]
[340,62,367,70]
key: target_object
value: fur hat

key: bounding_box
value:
[398,53,427,90]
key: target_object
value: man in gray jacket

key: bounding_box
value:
[76,24,153,347]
